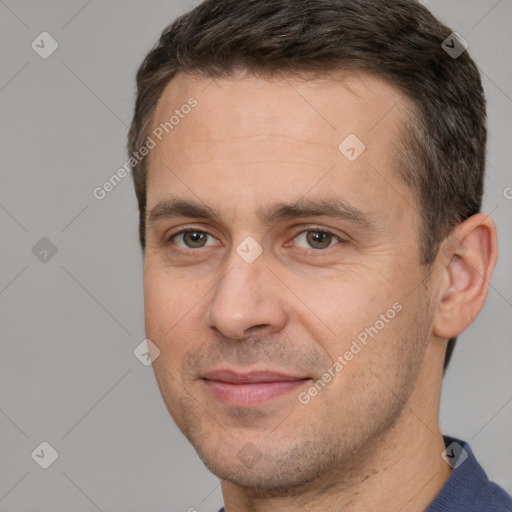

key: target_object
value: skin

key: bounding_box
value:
[142,70,497,511]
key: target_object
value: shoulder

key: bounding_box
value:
[426,436,512,512]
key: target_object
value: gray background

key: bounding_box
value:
[0,1,510,510]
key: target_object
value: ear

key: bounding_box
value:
[433,214,498,339]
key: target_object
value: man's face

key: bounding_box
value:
[143,71,438,489]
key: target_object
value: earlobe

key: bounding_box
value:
[433,214,498,339]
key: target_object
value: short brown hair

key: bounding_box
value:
[128,0,487,373]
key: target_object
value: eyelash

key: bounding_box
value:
[166,225,346,254]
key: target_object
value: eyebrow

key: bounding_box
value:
[147,196,375,230]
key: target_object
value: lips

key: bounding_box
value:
[202,369,310,406]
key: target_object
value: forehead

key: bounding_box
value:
[151,69,407,151]
[145,70,416,229]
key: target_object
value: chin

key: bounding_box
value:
[194,438,340,494]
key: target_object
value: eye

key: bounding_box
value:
[168,229,218,250]
[292,229,343,250]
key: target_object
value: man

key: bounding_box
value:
[128,0,512,510]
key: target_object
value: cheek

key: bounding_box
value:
[308,273,413,370]
[143,269,185,345]
[317,281,382,335]
[143,267,207,366]
[143,271,167,336]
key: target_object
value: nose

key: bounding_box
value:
[205,251,288,341]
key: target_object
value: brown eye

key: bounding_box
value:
[293,230,340,250]
[170,230,215,249]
